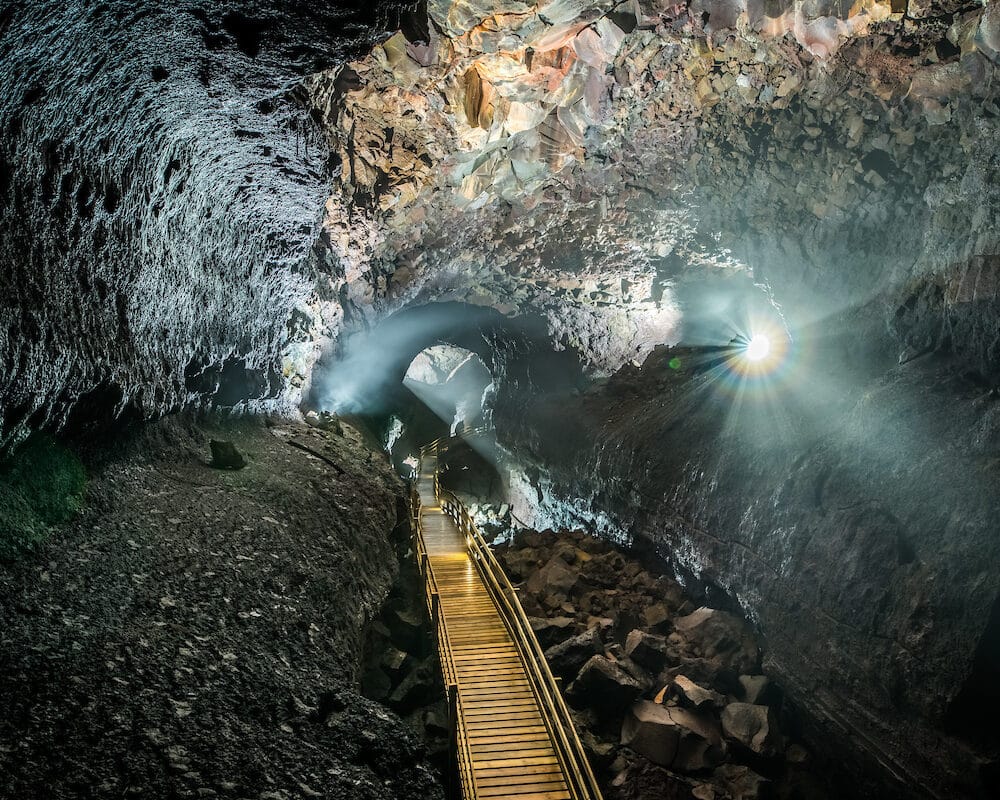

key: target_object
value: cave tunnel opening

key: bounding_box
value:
[305,300,587,456]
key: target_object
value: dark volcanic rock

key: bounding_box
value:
[568,655,643,716]
[624,629,675,674]
[0,415,442,800]
[721,703,783,759]
[209,439,246,469]
[0,1,404,443]
[499,343,1000,798]
[545,626,604,681]
[621,700,726,773]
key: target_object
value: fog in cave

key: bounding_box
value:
[2,1,1000,799]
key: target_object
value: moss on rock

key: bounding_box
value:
[0,434,86,560]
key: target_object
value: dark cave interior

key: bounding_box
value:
[2,0,1000,798]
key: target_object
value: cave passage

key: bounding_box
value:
[2,1,1000,799]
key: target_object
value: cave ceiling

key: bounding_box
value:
[290,0,1000,387]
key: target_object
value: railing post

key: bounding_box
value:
[446,683,460,800]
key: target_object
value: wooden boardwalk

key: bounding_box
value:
[416,453,579,800]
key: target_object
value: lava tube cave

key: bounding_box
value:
[1,1,1000,799]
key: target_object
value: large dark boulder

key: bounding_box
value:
[545,626,604,681]
[568,655,643,716]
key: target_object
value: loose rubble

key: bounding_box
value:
[497,528,836,800]
[0,415,443,800]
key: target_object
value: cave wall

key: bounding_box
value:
[0,1,406,444]
[495,321,1000,798]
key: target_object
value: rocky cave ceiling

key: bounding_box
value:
[298,0,1000,390]
[1,0,999,437]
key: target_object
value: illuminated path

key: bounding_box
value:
[413,449,601,800]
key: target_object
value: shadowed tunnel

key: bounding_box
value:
[2,1,1000,799]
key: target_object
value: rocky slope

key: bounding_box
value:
[0,415,442,800]
[492,340,1000,799]
[499,527,839,800]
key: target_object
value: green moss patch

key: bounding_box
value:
[0,434,86,561]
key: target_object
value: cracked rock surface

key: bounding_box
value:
[0,1,403,443]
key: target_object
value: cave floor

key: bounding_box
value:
[0,416,442,800]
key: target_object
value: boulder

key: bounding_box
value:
[386,606,424,653]
[674,607,760,674]
[388,657,439,713]
[720,702,782,757]
[209,440,246,470]
[550,538,580,566]
[621,700,725,772]
[529,615,577,649]
[545,627,604,681]
[500,548,538,580]
[583,550,628,587]
[624,629,675,674]
[526,553,579,598]
[712,764,771,800]
[672,674,724,711]
[615,655,654,689]
[379,645,410,676]
[568,655,642,715]
[642,602,673,632]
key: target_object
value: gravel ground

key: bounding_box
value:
[0,414,443,800]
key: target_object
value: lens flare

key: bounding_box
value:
[745,334,770,362]
[717,319,793,389]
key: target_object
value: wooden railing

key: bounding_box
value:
[409,486,479,800]
[420,426,492,460]
[415,441,603,800]
[439,491,603,800]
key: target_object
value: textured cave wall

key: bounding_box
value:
[0,0,407,445]
[493,314,1000,797]
[685,24,1000,382]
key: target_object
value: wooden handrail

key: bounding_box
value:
[420,426,492,460]
[438,490,604,800]
[410,486,480,800]
[413,437,603,800]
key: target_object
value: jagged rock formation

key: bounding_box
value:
[496,527,835,800]
[4,0,998,429]
[0,1,406,444]
[492,340,1000,799]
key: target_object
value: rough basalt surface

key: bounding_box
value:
[495,527,839,800]
[0,414,442,800]
[493,336,1000,799]
[0,1,405,444]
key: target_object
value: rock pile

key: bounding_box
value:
[497,528,834,800]
[360,536,452,775]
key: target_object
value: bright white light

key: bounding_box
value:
[745,333,771,362]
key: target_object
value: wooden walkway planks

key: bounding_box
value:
[417,456,572,800]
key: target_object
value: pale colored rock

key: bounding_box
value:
[721,702,782,757]
[673,674,725,710]
[621,699,726,772]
